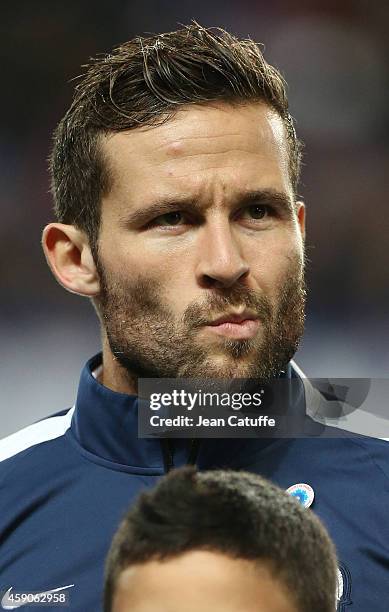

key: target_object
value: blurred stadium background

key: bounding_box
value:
[1,0,388,437]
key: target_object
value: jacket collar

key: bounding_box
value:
[71,353,306,471]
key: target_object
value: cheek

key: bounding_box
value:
[248,233,303,293]
[97,242,193,329]
[98,237,166,285]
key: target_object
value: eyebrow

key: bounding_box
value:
[119,189,294,227]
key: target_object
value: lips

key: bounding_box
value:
[205,311,261,340]
[208,311,259,326]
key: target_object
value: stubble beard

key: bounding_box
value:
[95,255,306,383]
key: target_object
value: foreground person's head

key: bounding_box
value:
[104,468,337,612]
[43,23,306,389]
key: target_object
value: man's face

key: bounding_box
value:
[96,102,305,380]
[111,550,297,612]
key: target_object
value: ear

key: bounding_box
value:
[42,223,100,296]
[295,201,306,241]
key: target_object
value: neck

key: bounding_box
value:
[100,336,138,395]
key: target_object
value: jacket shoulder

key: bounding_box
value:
[0,407,74,478]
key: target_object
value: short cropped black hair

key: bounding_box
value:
[50,21,302,256]
[103,467,337,612]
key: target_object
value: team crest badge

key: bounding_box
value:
[286,483,315,508]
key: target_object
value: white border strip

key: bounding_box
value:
[0,406,75,462]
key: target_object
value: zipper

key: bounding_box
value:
[187,438,200,465]
[161,439,174,473]
[161,438,200,472]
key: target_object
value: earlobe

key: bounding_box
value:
[42,223,100,296]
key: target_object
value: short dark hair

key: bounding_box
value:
[50,22,302,255]
[103,467,337,612]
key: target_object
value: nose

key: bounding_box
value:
[195,219,249,289]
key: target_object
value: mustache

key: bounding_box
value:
[183,285,272,329]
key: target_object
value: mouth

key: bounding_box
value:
[204,310,261,340]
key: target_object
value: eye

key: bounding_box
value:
[151,211,185,226]
[239,204,271,221]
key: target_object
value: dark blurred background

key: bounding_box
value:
[1,0,388,437]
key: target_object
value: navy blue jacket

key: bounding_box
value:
[1,354,388,611]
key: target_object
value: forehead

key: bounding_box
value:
[112,550,297,612]
[101,102,292,211]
